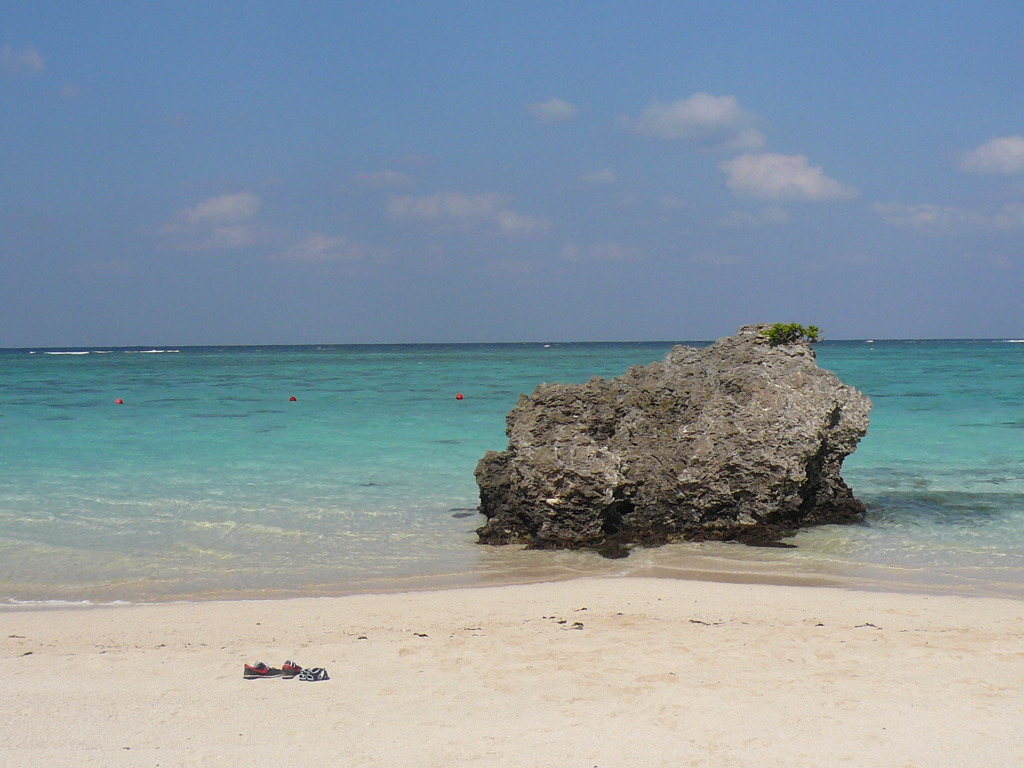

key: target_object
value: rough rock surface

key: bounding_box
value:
[475,325,871,552]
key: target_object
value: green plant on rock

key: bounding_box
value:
[762,323,822,345]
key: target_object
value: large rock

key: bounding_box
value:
[475,325,871,553]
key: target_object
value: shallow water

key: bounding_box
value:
[1,340,1022,602]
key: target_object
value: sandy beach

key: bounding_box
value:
[2,576,1022,767]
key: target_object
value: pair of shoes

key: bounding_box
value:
[298,667,330,682]
[243,660,303,680]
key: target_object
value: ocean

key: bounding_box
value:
[1,339,1023,603]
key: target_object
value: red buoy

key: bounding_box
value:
[289,396,297,402]
[455,393,464,400]
[115,398,123,405]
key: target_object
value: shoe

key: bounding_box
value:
[298,667,330,682]
[243,662,283,679]
[282,660,302,679]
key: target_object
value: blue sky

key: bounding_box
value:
[3,1,1023,345]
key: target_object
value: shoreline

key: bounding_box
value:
[6,534,1024,607]
[3,575,1022,767]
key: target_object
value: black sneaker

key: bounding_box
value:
[298,667,330,682]
[243,662,283,679]
[282,660,302,679]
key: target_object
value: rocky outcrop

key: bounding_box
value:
[475,325,871,553]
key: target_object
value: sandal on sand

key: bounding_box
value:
[243,662,283,679]
[298,667,329,682]
[282,660,303,679]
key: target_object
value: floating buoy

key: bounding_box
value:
[114,398,123,405]
[455,393,464,400]
[289,396,297,402]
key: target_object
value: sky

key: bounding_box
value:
[3,1,1024,345]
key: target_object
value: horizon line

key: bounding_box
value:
[4,337,1024,351]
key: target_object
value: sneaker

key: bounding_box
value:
[282,660,302,679]
[298,667,330,682]
[243,662,283,679]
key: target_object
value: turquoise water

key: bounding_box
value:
[1,340,1023,602]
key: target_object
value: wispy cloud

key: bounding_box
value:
[873,201,1024,233]
[164,192,263,250]
[958,136,1024,175]
[872,202,971,232]
[719,153,856,202]
[688,251,748,266]
[628,93,765,152]
[562,241,643,263]
[352,169,415,188]
[494,209,550,236]
[719,206,790,227]
[183,192,260,224]
[1,44,46,74]
[388,192,500,222]
[526,97,578,124]
[580,168,617,185]
[387,191,549,237]
[658,195,687,211]
[271,233,370,263]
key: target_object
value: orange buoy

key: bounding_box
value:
[455,393,464,400]
[115,398,123,405]
[289,396,297,402]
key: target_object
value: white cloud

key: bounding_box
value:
[184,192,260,224]
[165,192,262,250]
[719,153,857,201]
[719,206,791,227]
[988,203,1024,229]
[873,201,1024,233]
[871,202,969,232]
[272,234,369,263]
[352,169,415,188]
[58,84,82,99]
[1,44,46,74]
[389,191,503,221]
[527,97,578,124]
[581,168,617,185]
[958,136,1024,175]
[628,93,765,151]
[388,191,549,237]
[205,226,261,249]
[495,209,549,236]
[562,242,643,263]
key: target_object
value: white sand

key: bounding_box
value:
[2,577,1023,767]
